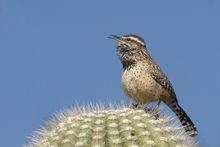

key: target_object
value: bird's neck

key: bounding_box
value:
[118,49,151,70]
[121,60,136,70]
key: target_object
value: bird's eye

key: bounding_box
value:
[127,38,131,42]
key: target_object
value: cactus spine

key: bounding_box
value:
[26,105,197,147]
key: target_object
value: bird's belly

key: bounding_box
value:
[122,69,161,104]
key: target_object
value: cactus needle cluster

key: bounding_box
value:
[26,105,197,147]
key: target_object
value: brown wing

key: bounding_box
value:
[148,60,177,99]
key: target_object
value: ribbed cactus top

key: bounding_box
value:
[26,106,197,147]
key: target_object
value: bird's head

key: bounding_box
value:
[108,34,147,53]
[109,34,150,69]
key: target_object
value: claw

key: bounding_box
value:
[143,100,161,119]
[129,103,138,109]
[129,99,139,109]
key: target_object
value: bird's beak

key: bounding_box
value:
[108,34,120,41]
[108,34,128,45]
[108,34,130,46]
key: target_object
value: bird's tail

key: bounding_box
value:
[166,99,198,137]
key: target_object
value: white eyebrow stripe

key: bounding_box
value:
[126,36,145,46]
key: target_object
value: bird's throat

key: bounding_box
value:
[121,59,136,71]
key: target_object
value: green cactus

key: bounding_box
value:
[26,105,197,147]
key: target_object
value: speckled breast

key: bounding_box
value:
[121,63,162,104]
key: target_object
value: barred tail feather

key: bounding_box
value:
[166,100,198,137]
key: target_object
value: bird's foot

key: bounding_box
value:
[129,102,139,109]
[143,106,159,119]
[129,100,139,109]
[143,101,161,119]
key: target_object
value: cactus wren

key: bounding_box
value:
[109,34,198,137]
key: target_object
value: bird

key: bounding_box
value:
[108,34,198,137]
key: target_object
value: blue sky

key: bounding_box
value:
[0,0,219,146]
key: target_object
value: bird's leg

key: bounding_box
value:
[143,100,161,119]
[129,99,139,109]
[151,100,161,119]
[152,100,161,113]
[143,104,152,113]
